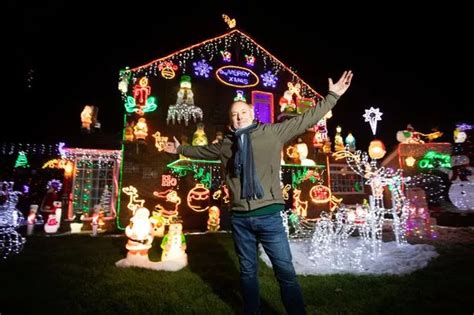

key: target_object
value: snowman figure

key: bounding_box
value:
[161,222,187,262]
[448,128,474,211]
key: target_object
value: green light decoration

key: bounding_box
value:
[291,168,321,188]
[14,151,29,168]
[124,96,158,114]
[193,167,212,188]
[418,151,451,169]
[167,159,220,177]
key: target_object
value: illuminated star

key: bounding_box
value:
[363,107,383,135]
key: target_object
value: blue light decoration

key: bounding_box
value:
[216,65,259,88]
[251,91,274,123]
[260,71,278,88]
[193,59,213,78]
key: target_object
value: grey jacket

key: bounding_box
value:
[177,91,340,212]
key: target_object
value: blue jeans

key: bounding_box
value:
[231,211,306,315]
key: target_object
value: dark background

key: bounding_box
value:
[5,0,473,152]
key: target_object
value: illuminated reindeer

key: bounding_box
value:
[333,149,409,257]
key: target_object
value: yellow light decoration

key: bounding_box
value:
[187,183,210,212]
[152,131,168,151]
[368,139,386,160]
[222,14,236,28]
[133,117,148,141]
[207,206,221,232]
[122,186,145,213]
[153,189,181,221]
[158,61,178,79]
[405,156,416,167]
[212,185,230,204]
[282,184,291,200]
[150,211,165,237]
[292,189,308,217]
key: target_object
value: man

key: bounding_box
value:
[166,70,353,314]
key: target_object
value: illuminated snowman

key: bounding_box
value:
[161,222,187,262]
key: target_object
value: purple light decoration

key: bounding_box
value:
[220,50,232,63]
[193,59,213,78]
[245,54,255,67]
[456,123,473,131]
[23,185,29,194]
[260,71,278,88]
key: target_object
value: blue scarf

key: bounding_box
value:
[233,123,264,200]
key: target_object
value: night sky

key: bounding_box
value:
[5,0,473,151]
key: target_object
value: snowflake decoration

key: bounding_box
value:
[363,107,383,135]
[260,71,278,88]
[193,59,213,78]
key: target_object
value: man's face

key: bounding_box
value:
[230,101,254,129]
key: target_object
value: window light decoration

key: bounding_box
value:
[193,59,213,78]
[167,75,203,126]
[252,91,274,123]
[158,61,178,79]
[363,107,383,135]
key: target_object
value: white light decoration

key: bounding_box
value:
[192,59,213,78]
[0,184,26,259]
[330,149,411,259]
[363,107,383,135]
[260,70,278,88]
[167,75,203,126]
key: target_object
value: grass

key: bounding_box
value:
[1,231,473,315]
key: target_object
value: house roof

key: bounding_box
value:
[126,28,323,101]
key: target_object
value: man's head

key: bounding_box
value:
[229,101,254,129]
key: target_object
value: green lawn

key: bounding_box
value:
[1,232,473,315]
